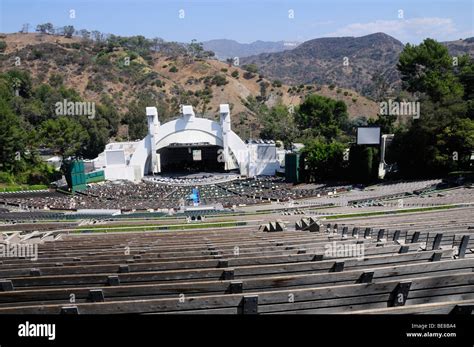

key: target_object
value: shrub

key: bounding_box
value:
[49,73,63,87]
[169,66,178,73]
[96,54,110,66]
[243,71,255,80]
[31,49,44,60]
[211,74,228,86]
[86,80,104,92]
[0,172,15,184]
[272,80,282,88]
[242,64,258,73]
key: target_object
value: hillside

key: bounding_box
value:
[442,37,474,57]
[202,39,300,60]
[0,33,378,139]
[241,33,474,99]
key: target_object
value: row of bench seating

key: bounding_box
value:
[0,211,473,314]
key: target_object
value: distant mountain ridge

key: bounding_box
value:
[442,37,474,57]
[202,39,300,60]
[239,33,474,99]
[241,33,404,99]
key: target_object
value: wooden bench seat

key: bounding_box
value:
[0,272,471,314]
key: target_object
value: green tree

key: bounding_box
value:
[435,117,474,171]
[97,95,120,136]
[398,38,464,101]
[295,94,348,141]
[242,64,258,74]
[458,54,474,119]
[272,80,282,88]
[211,74,228,86]
[188,39,204,58]
[0,99,28,172]
[301,139,346,181]
[388,39,474,178]
[63,25,75,38]
[122,97,153,140]
[260,104,298,149]
[259,81,270,100]
[79,29,91,41]
[38,117,88,158]
[368,113,398,135]
[49,73,63,87]
[78,117,110,159]
[349,145,379,183]
[5,70,32,97]
[36,23,53,34]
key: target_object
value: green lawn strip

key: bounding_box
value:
[324,204,468,220]
[253,204,334,214]
[304,204,339,211]
[418,185,472,197]
[73,220,247,233]
[75,217,247,229]
[74,211,263,222]
[1,213,257,223]
[0,184,48,192]
[378,186,463,202]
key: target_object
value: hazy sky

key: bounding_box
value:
[1,0,473,44]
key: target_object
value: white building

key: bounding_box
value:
[93,104,281,181]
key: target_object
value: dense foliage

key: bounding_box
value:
[388,39,474,178]
[0,69,118,185]
[260,38,473,182]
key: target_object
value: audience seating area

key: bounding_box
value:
[0,178,347,211]
[0,206,472,314]
[144,173,241,186]
[302,180,442,207]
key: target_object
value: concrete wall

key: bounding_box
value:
[94,105,281,181]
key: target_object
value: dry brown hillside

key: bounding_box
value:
[0,33,379,138]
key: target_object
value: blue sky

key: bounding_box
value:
[1,0,472,44]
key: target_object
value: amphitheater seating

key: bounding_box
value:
[0,178,348,211]
[0,212,473,314]
[0,180,472,315]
